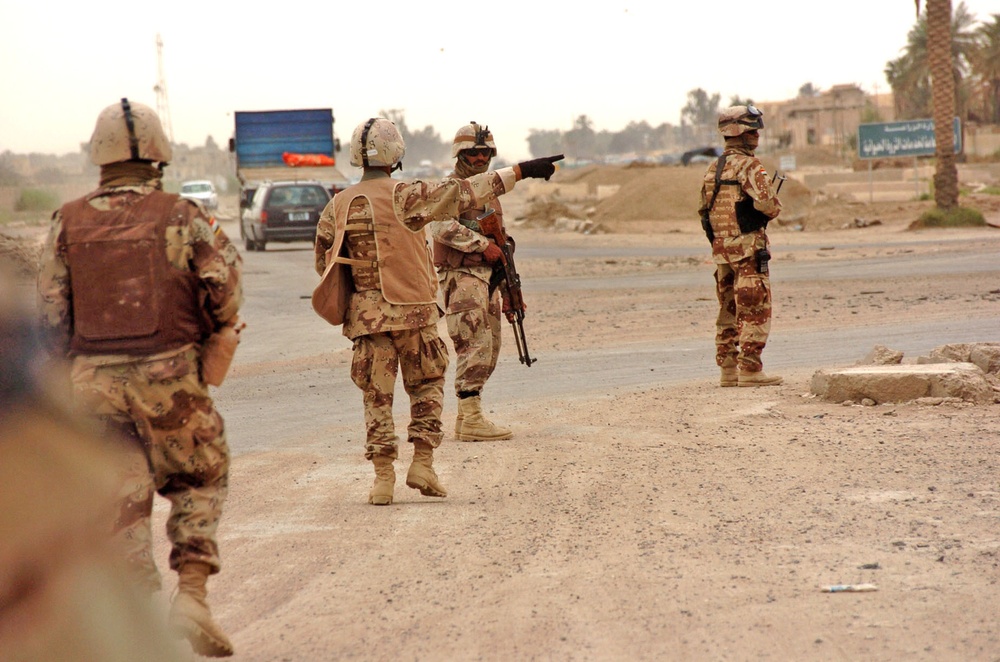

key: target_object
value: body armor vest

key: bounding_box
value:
[331,178,436,305]
[61,191,205,355]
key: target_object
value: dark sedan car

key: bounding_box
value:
[240,181,331,251]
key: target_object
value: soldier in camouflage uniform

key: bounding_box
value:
[698,105,783,387]
[314,117,559,506]
[36,99,242,657]
[428,122,512,442]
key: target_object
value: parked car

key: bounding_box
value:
[240,181,331,251]
[179,180,219,210]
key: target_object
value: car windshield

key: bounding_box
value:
[267,186,328,208]
[182,183,213,193]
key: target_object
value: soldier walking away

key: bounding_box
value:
[312,117,560,506]
[36,98,244,657]
[698,105,783,387]
[429,122,514,442]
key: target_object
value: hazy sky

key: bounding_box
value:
[2,0,997,162]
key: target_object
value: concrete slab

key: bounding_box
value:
[810,362,995,404]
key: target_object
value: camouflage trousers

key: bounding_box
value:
[714,257,772,372]
[350,325,449,460]
[439,270,502,395]
[70,346,229,591]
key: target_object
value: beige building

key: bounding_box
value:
[758,84,896,152]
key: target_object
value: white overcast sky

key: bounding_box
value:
[1,0,997,162]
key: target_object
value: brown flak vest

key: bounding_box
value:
[61,191,205,355]
[331,178,436,305]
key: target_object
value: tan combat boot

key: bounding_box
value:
[169,562,234,657]
[738,369,783,387]
[405,442,447,497]
[455,396,513,441]
[369,455,395,506]
[720,358,738,387]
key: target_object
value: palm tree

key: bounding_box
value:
[973,14,1000,122]
[887,2,978,120]
[918,0,959,209]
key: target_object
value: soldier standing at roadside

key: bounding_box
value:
[698,105,782,387]
[428,122,512,442]
[313,117,560,506]
[37,99,243,657]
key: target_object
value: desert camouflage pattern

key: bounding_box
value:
[714,258,772,373]
[698,147,781,255]
[314,168,517,341]
[35,177,241,590]
[314,168,515,459]
[698,147,780,374]
[351,326,448,459]
[38,183,243,357]
[349,117,406,168]
[428,172,505,395]
[71,346,230,588]
[451,122,497,158]
[439,270,503,393]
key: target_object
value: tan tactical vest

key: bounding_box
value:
[703,153,749,240]
[61,191,205,355]
[432,199,504,269]
[330,178,436,305]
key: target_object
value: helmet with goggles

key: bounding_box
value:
[452,121,497,159]
[718,105,764,137]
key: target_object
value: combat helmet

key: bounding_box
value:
[452,121,497,158]
[349,118,406,169]
[90,98,172,166]
[718,105,764,137]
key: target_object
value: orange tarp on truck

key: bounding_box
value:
[282,152,336,167]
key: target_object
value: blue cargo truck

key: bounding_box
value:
[229,108,349,208]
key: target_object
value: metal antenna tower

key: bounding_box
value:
[154,33,174,142]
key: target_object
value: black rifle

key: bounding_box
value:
[478,209,536,367]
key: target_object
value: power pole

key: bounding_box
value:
[154,33,174,142]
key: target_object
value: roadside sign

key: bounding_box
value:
[857,118,961,160]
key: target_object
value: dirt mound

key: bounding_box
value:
[0,233,42,279]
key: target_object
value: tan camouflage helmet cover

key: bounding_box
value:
[718,105,765,137]
[452,121,497,158]
[349,118,406,168]
[89,98,172,166]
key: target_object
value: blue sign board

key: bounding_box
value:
[857,118,961,160]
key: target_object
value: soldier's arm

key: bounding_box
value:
[427,219,490,253]
[188,208,243,329]
[744,160,782,219]
[35,211,72,356]
[393,168,518,232]
[314,201,337,275]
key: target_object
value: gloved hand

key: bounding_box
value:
[516,154,565,181]
[481,241,504,264]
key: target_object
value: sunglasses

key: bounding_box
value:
[464,147,492,157]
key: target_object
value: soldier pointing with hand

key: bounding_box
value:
[313,117,561,506]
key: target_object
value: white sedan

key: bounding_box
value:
[180,180,219,210]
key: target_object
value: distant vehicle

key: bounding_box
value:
[230,109,349,210]
[179,180,219,210]
[240,180,331,251]
[681,147,723,167]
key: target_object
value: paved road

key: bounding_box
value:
[219,230,999,454]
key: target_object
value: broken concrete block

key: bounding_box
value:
[810,363,994,404]
[861,344,904,365]
[969,344,1000,375]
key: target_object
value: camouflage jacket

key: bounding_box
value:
[698,147,781,264]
